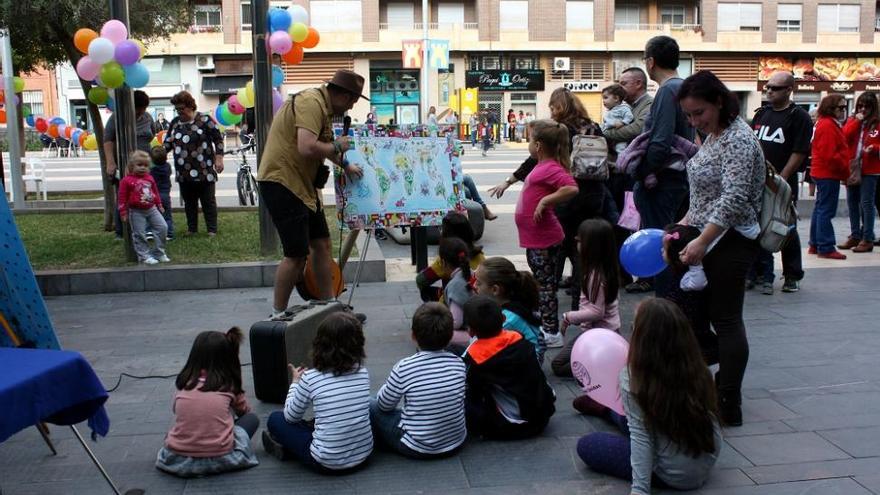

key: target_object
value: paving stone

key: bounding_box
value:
[744,457,880,485]
[783,413,880,433]
[726,432,851,466]
[853,475,880,494]
[696,477,873,495]
[459,437,582,487]
[818,426,880,458]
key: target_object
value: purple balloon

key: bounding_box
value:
[115,40,141,66]
[268,31,292,55]
[272,89,284,114]
[76,56,100,81]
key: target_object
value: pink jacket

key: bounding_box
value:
[563,273,621,331]
[164,378,251,458]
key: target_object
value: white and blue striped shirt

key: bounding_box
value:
[376,351,467,454]
[284,367,373,469]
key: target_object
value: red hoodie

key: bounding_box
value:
[810,116,851,181]
[842,117,880,176]
[118,173,162,218]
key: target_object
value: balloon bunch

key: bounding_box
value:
[0,77,25,124]
[74,20,149,108]
[150,130,167,148]
[31,116,97,151]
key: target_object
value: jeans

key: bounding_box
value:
[753,176,803,283]
[368,400,444,459]
[846,175,879,242]
[702,231,759,401]
[576,412,668,489]
[470,129,477,146]
[179,181,218,234]
[159,191,174,238]
[266,412,325,471]
[809,179,841,254]
[633,177,689,297]
[461,175,485,206]
[128,206,167,261]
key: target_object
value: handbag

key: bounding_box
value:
[847,123,864,187]
[617,191,641,232]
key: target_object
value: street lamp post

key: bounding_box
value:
[0,29,24,208]
[421,0,429,124]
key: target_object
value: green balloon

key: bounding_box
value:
[88,87,109,105]
[222,105,243,125]
[21,104,31,118]
[100,62,124,89]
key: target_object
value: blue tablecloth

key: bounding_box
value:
[0,348,110,443]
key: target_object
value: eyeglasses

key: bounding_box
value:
[764,85,791,92]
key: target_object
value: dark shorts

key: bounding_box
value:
[259,181,329,258]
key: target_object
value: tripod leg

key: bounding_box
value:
[69,425,124,495]
[347,229,373,308]
[36,422,57,455]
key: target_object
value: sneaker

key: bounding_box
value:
[782,278,800,293]
[818,251,847,260]
[270,310,287,321]
[142,257,159,265]
[166,234,175,241]
[145,232,154,241]
[158,255,171,263]
[114,235,124,241]
[262,430,288,461]
[625,279,653,293]
[207,232,217,238]
[761,282,774,295]
[542,330,564,348]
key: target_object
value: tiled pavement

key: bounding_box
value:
[2,264,880,495]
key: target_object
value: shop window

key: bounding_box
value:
[482,56,501,70]
[566,1,594,31]
[817,4,859,33]
[512,56,537,70]
[717,3,762,32]
[777,4,802,32]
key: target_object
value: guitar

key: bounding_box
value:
[295,227,360,301]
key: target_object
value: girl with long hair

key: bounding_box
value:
[576,298,722,494]
[438,236,477,345]
[416,211,485,302]
[839,91,880,252]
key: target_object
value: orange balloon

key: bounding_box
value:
[0,91,5,104]
[157,130,166,143]
[282,44,304,65]
[65,126,74,139]
[302,28,320,49]
[0,109,6,124]
[74,28,98,55]
[79,133,88,146]
[47,124,59,138]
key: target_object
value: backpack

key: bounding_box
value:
[757,161,796,253]
[570,132,609,181]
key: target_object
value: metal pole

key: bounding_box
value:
[421,0,429,124]
[109,0,138,262]
[251,0,278,255]
[69,426,123,495]
[0,28,24,208]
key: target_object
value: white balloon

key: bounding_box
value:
[290,5,309,25]
[88,38,116,65]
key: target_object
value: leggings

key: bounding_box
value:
[526,245,561,335]
[577,412,670,488]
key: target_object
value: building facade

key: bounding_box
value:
[52,0,880,128]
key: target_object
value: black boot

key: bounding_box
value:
[714,371,743,426]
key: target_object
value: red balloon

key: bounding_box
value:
[35,118,48,133]
[0,109,6,124]
[282,44,304,65]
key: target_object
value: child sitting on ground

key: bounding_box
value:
[150,145,174,241]
[473,257,546,363]
[601,84,634,155]
[416,212,485,302]
[118,150,169,265]
[263,313,373,473]
[156,327,260,477]
[439,236,476,347]
[370,303,467,458]
[463,295,556,440]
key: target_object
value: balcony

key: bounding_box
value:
[614,23,702,32]
[377,22,480,50]
[378,22,477,30]
[611,23,704,51]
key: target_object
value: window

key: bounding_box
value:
[615,4,640,29]
[311,0,363,32]
[817,4,860,32]
[512,56,537,69]
[499,1,528,30]
[660,5,686,27]
[777,4,802,32]
[717,3,762,31]
[194,5,222,27]
[438,2,465,26]
[579,59,607,79]
[241,1,252,31]
[141,57,181,85]
[386,2,414,29]
[566,1,594,30]
[482,56,501,69]
[22,91,43,116]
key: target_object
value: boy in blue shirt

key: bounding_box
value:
[150,146,174,240]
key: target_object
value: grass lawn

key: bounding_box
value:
[16,208,352,270]
[24,190,104,201]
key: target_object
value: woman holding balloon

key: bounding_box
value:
[164,91,224,237]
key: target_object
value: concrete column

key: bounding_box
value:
[594,0,615,42]
[478,0,499,41]
[223,0,241,45]
[701,0,717,42]
[362,0,380,41]
[861,0,876,44]
[762,0,778,43]
[529,0,566,40]
[802,0,817,43]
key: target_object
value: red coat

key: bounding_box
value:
[810,116,850,181]
[842,117,880,176]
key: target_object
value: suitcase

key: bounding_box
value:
[249,300,346,403]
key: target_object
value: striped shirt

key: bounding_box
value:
[376,351,467,454]
[283,367,373,469]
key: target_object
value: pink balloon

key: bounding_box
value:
[268,31,292,55]
[114,40,140,66]
[227,95,245,115]
[570,328,629,415]
[101,19,128,44]
[272,89,284,114]
[76,56,100,81]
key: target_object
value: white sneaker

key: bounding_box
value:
[143,257,159,265]
[269,310,287,321]
[542,330,564,348]
[158,255,171,263]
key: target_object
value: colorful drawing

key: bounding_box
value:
[334,136,463,229]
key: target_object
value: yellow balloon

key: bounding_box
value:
[246,81,255,102]
[289,22,308,43]
[83,134,98,151]
[133,39,146,59]
[237,87,253,108]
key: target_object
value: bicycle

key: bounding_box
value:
[225,137,258,206]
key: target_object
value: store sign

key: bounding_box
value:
[758,56,880,82]
[563,81,601,92]
[465,70,545,91]
[756,80,876,93]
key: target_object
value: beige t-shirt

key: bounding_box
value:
[258,86,334,211]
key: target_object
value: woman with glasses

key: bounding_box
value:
[839,91,880,253]
[164,91,225,237]
[808,94,852,259]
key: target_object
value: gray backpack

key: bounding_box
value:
[757,161,796,253]
[570,132,609,181]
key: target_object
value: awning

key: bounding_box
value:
[201,75,252,95]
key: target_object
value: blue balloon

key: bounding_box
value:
[214,106,231,126]
[106,97,116,111]
[123,63,150,89]
[50,117,65,125]
[25,114,35,127]
[268,8,292,32]
[619,228,668,278]
[71,130,82,144]
[272,65,284,87]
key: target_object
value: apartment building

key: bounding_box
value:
[53,0,880,128]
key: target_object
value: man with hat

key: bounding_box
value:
[258,69,368,319]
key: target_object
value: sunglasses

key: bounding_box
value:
[837,105,848,110]
[764,85,791,92]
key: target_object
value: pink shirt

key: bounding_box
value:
[515,159,577,249]
[565,272,621,331]
[164,377,251,458]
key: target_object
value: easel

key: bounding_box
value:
[335,226,375,307]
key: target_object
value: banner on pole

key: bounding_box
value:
[402,40,424,69]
